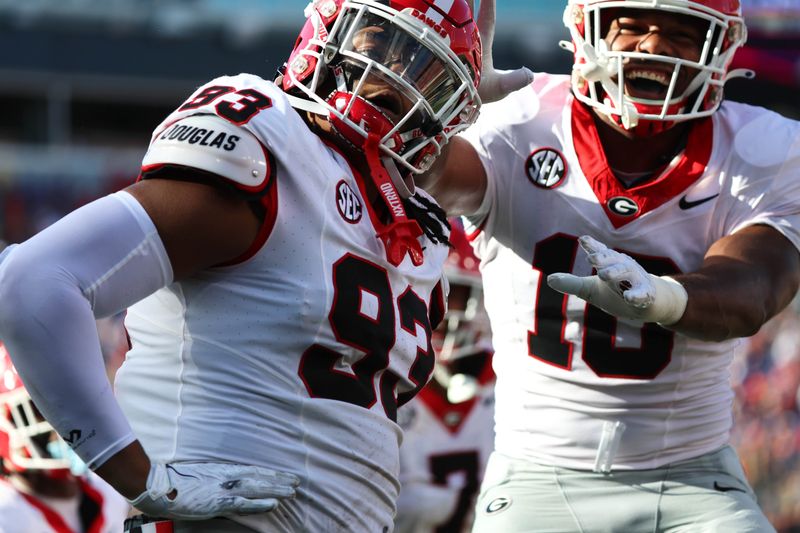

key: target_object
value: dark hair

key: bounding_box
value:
[403,193,451,246]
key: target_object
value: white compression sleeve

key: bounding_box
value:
[0,191,173,468]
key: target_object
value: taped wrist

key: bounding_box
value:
[649,275,688,326]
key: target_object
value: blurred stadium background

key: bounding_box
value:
[0,1,798,530]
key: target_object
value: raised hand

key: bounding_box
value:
[475,0,535,103]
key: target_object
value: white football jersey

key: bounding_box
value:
[0,473,129,533]
[115,74,449,532]
[461,73,800,470]
[395,357,495,533]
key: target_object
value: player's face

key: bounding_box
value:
[604,9,706,102]
[348,24,417,124]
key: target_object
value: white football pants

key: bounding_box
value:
[471,446,775,533]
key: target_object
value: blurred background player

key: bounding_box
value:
[395,220,495,533]
[0,343,130,533]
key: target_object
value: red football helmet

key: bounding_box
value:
[0,344,78,478]
[282,0,481,174]
[433,220,490,363]
[430,220,492,402]
[562,0,750,136]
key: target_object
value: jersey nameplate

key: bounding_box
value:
[142,114,269,189]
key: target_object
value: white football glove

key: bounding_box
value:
[476,0,535,103]
[128,462,300,520]
[546,235,687,325]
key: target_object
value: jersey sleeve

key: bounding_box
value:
[141,113,274,195]
[140,74,286,197]
[459,73,563,238]
[459,103,502,223]
[718,110,800,252]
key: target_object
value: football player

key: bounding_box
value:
[0,1,531,531]
[394,220,495,533]
[0,344,130,533]
[419,0,800,531]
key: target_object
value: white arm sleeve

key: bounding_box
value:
[0,191,173,468]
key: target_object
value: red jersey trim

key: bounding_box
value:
[78,477,107,533]
[418,385,478,435]
[465,218,486,242]
[417,353,494,435]
[570,99,714,229]
[138,142,279,268]
[217,145,279,266]
[5,476,106,533]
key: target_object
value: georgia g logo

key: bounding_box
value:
[336,180,363,224]
[485,496,512,515]
[607,196,639,217]
[525,148,567,189]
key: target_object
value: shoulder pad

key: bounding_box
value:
[142,114,272,192]
[733,107,799,169]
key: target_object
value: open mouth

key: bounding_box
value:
[365,91,404,122]
[623,68,673,100]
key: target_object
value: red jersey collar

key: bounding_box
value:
[570,99,713,228]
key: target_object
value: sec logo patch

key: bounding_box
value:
[336,180,362,223]
[525,148,567,189]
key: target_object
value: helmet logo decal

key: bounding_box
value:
[290,56,310,76]
[336,180,363,224]
[316,0,337,18]
[570,4,583,25]
[607,196,639,217]
[525,148,568,189]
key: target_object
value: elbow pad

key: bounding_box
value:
[0,191,172,468]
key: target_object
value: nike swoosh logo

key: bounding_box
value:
[679,193,719,210]
[713,481,746,493]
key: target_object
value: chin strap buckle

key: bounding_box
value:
[376,219,424,267]
[365,133,424,267]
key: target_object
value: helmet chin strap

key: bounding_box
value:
[286,59,424,265]
[382,156,416,199]
[364,133,424,267]
[284,92,331,117]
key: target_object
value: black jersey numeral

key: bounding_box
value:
[299,254,439,420]
[178,85,272,124]
[528,234,679,379]
[429,451,481,532]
